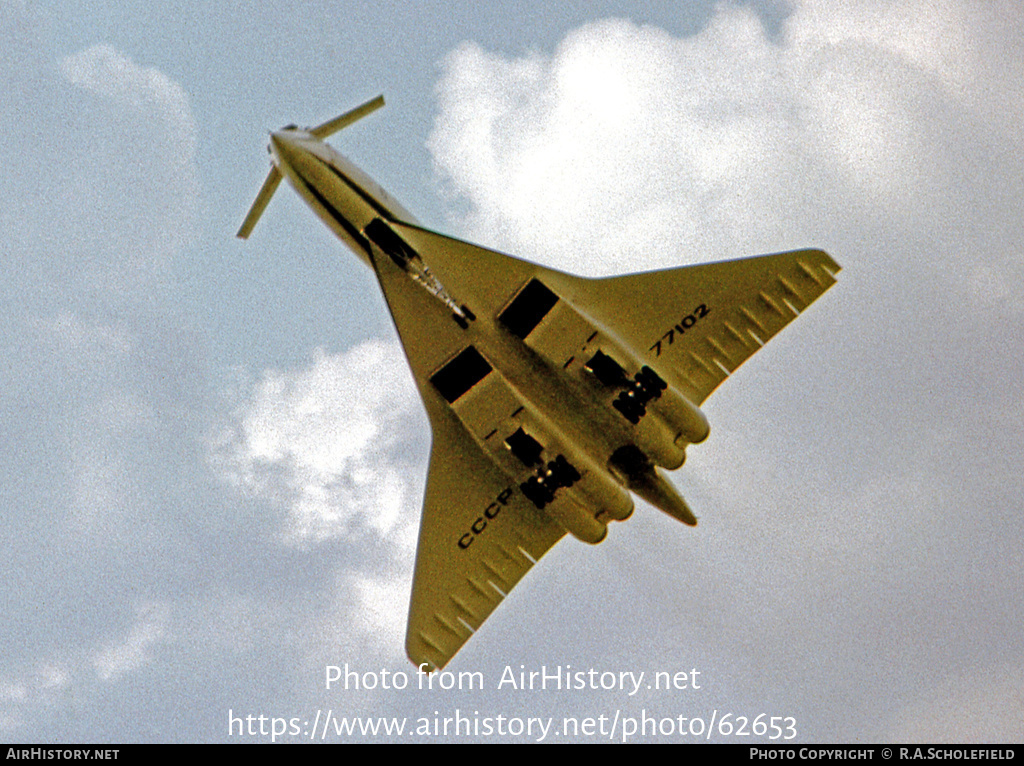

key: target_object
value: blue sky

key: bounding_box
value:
[2,0,1022,743]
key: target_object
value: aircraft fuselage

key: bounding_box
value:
[239,98,839,670]
[265,126,704,539]
[268,129,417,266]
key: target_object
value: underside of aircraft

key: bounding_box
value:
[238,96,840,670]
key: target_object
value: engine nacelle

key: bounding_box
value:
[431,345,632,543]
[541,493,609,544]
[649,386,710,446]
[494,276,709,463]
[510,420,634,542]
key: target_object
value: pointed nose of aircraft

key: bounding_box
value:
[269,130,304,170]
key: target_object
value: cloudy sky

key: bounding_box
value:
[2,0,1021,743]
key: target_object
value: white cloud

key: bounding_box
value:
[206,339,428,674]
[788,0,1024,141]
[49,44,200,294]
[0,604,169,734]
[0,35,211,737]
[93,602,170,682]
[305,570,412,668]
[212,340,423,548]
[38,310,134,360]
[59,44,197,155]
[430,3,1023,294]
[429,10,813,271]
[32,312,170,544]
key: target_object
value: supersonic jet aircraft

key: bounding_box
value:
[238,95,840,671]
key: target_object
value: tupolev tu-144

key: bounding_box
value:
[238,95,840,671]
